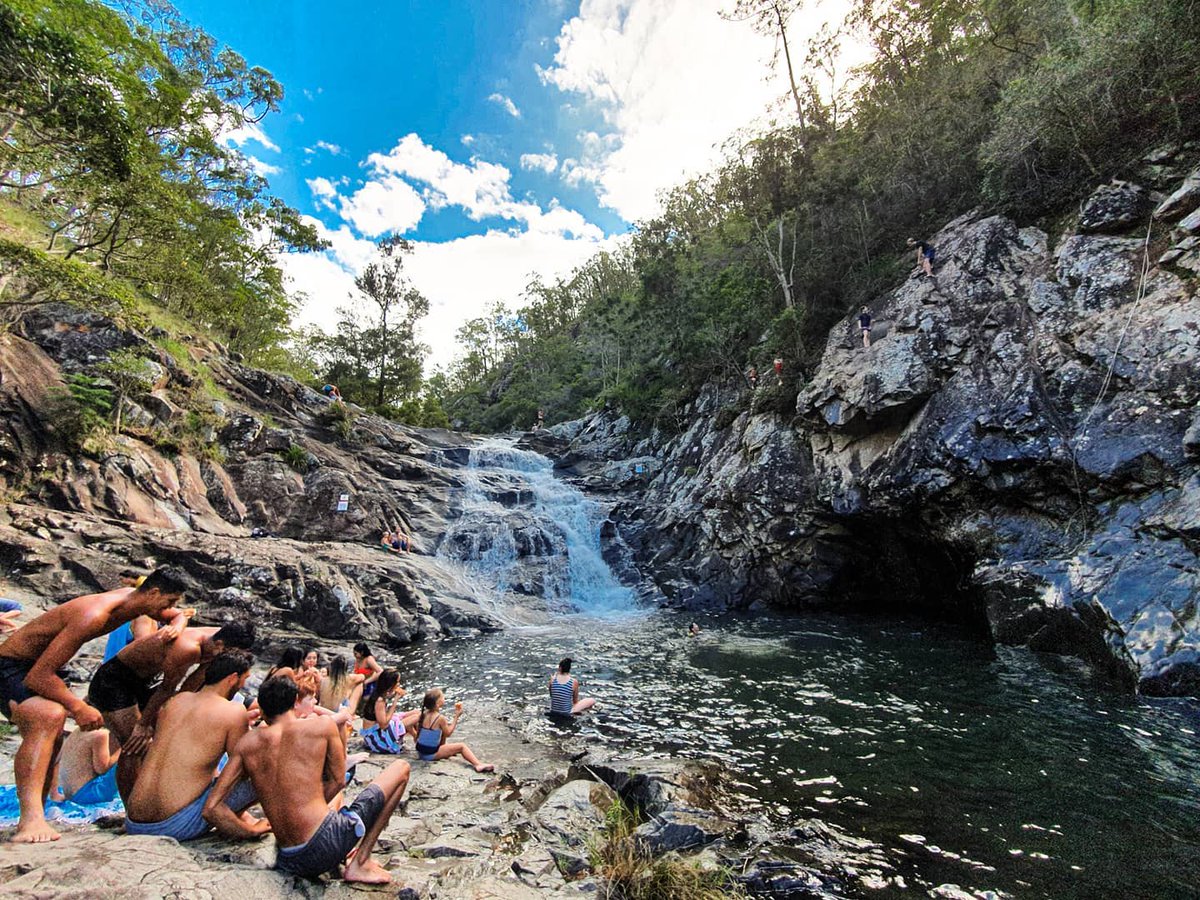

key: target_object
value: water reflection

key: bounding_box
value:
[392,611,1200,899]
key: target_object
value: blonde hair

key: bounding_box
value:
[294,668,321,700]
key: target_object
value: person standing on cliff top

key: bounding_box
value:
[907,237,936,278]
[206,676,412,884]
[0,568,187,843]
[859,307,873,348]
[87,619,255,800]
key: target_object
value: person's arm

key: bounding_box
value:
[23,620,104,728]
[363,657,383,685]
[572,678,581,705]
[123,644,198,754]
[441,705,462,738]
[92,731,119,774]
[203,719,268,838]
[320,719,346,803]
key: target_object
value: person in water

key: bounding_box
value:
[352,642,384,711]
[859,306,873,349]
[548,658,595,716]
[0,567,187,843]
[57,726,119,805]
[362,669,419,754]
[125,650,265,842]
[207,675,411,884]
[87,619,253,800]
[907,237,936,278]
[410,689,494,772]
[689,622,701,636]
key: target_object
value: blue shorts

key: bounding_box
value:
[275,785,386,878]
[0,598,21,613]
[68,766,119,806]
[126,778,257,841]
[0,656,35,721]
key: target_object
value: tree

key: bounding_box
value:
[723,1,808,126]
[354,236,430,409]
[98,349,156,435]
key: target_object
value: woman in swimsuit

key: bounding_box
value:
[361,669,419,754]
[548,658,595,716]
[352,642,384,713]
[318,655,365,718]
[408,688,494,772]
[266,646,304,682]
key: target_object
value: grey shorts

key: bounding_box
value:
[126,778,257,841]
[275,785,386,878]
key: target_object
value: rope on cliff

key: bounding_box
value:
[1075,216,1156,440]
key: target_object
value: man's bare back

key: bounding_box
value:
[114,626,214,679]
[0,587,136,664]
[126,688,246,822]
[236,713,341,847]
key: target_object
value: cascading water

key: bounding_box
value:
[437,439,636,618]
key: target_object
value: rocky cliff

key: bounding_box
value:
[548,153,1200,697]
[0,304,502,643]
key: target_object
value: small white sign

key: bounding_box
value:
[337,493,350,512]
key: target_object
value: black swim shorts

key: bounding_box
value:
[86,656,159,713]
[274,784,387,878]
[0,656,36,721]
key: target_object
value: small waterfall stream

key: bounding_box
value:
[437,439,636,618]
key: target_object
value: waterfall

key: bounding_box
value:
[437,439,636,617]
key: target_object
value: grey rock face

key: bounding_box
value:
[556,171,1200,696]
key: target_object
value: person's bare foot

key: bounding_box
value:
[344,856,392,884]
[11,819,61,843]
[474,763,495,773]
[51,787,66,803]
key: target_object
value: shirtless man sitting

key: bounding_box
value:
[125,650,266,841]
[88,620,255,800]
[205,677,410,884]
[0,567,187,843]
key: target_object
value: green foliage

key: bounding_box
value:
[316,400,356,440]
[713,405,741,432]
[444,0,1199,432]
[750,381,798,417]
[281,443,309,472]
[588,799,743,900]
[0,237,139,321]
[97,348,156,434]
[43,373,112,450]
[0,0,325,359]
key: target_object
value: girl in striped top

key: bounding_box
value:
[548,658,595,716]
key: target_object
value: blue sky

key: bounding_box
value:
[166,1,843,366]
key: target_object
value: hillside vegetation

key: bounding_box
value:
[441,0,1200,432]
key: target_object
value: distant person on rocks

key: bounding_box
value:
[266,646,305,683]
[57,727,119,805]
[907,237,936,278]
[102,571,151,661]
[0,568,186,843]
[87,619,253,800]
[548,658,595,716]
[127,651,265,841]
[859,307,873,349]
[208,675,411,884]
[353,642,384,711]
[362,669,419,754]
[747,365,759,389]
[409,688,494,772]
[689,622,701,637]
[321,383,343,401]
[534,407,545,430]
[773,357,784,386]
[381,530,397,552]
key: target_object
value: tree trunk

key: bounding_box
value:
[376,306,389,409]
[775,2,806,127]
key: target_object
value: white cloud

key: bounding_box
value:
[337,175,427,237]
[222,120,280,153]
[247,156,282,177]
[283,223,612,368]
[520,152,559,174]
[487,92,522,118]
[461,134,476,146]
[539,0,856,222]
[306,176,339,211]
[315,140,343,155]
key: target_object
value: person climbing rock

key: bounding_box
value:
[773,358,784,386]
[907,238,936,278]
[321,383,343,401]
[747,365,759,389]
[859,307,873,348]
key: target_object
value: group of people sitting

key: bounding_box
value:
[0,571,597,884]
[379,529,414,553]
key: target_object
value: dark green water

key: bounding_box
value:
[394,611,1199,899]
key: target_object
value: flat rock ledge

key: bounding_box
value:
[0,702,741,899]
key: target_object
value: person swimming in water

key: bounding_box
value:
[548,658,595,716]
